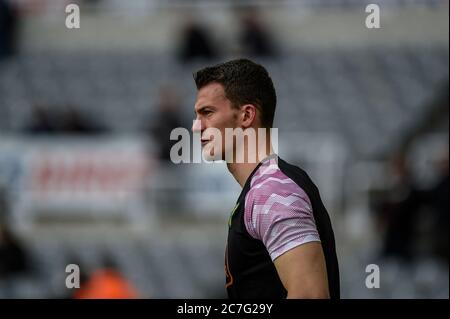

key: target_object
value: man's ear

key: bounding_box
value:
[240,104,257,128]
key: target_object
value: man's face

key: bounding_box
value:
[192,82,240,161]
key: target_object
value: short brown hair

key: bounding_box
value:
[193,58,277,127]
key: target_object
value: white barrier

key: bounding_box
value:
[0,135,155,230]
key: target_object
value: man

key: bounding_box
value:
[192,59,340,299]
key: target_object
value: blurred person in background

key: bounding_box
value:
[24,104,59,134]
[73,254,139,299]
[424,147,448,262]
[0,0,20,60]
[192,59,339,299]
[237,7,277,58]
[0,184,7,222]
[24,104,105,135]
[375,147,449,263]
[177,19,218,63]
[0,223,29,280]
[61,105,105,134]
[146,85,186,162]
[375,152,421,261]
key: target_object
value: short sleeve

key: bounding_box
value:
[244,179,321,261]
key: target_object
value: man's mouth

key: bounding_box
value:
[201,139,210,146]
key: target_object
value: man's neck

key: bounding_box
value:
[227,146,275,187]
[227,161,259,188]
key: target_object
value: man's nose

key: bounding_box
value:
[192,119,202,133]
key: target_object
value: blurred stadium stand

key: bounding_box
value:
[0,0,448,299]
[0,48,447,155]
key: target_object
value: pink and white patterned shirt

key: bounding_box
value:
[244,157,321,261]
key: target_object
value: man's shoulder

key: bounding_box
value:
[247,159,310,204]
[251,157,308,187]
[276,157,319,193]
[276,157,310,179]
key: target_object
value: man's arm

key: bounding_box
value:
[273,241,330,299]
